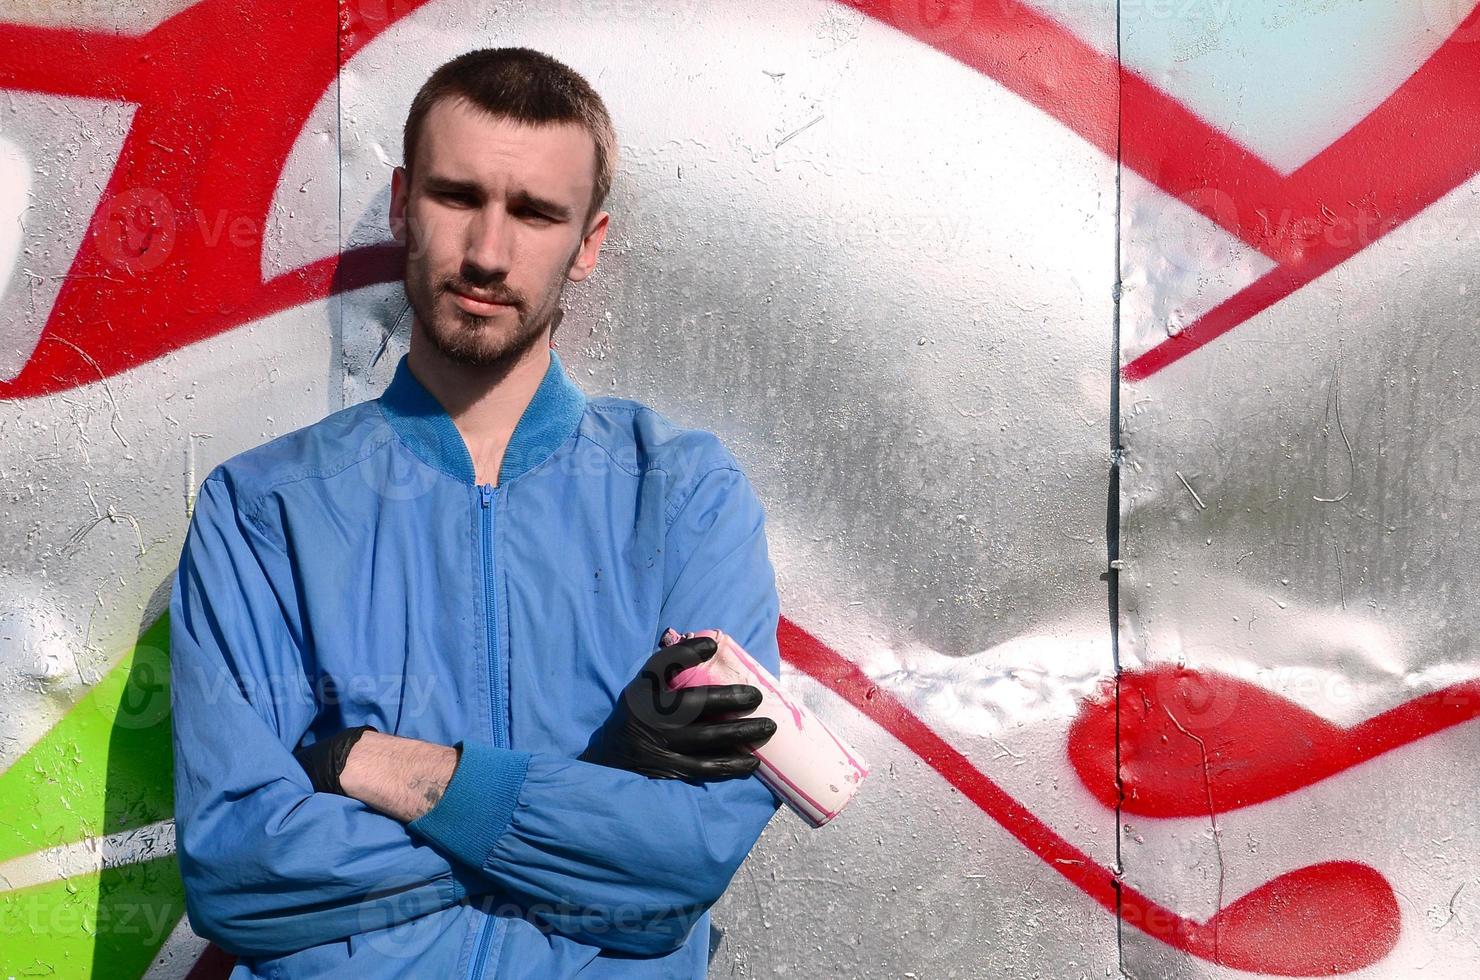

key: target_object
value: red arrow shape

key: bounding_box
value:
[1069,664,1480,817]
[778,617,1401,975]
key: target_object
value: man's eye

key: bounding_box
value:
[521,209,555,223]
[438,192,475,206]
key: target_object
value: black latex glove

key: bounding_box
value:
[293,724,377,795]
[579,636,778,781]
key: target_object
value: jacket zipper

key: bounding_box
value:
[468,481,502,979]
[480,482,507,746]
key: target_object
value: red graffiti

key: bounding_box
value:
[5,1,1478,397]
[779,619,1403,976]
[843,0,1480,380]
[0,0,427,400]
[1068,664,1480,817]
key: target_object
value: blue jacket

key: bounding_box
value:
[169,349,783,978]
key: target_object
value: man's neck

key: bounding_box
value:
[405,326,551,487]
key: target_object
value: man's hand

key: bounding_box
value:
[579,635,778,780]
[292,724,377,796]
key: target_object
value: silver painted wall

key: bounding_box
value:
[2,0,1478,976]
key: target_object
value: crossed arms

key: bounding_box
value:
[169,465,782,959]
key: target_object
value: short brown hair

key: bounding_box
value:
[402,47,618,225]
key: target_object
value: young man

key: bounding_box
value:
[169,47,782,977]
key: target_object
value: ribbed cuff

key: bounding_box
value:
[407,739,530,873]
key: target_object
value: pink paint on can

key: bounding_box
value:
[662,627,869,827]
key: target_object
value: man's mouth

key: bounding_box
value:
[449,286,515,315]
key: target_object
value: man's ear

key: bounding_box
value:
[389,166,408,245]
[567,210,609,283]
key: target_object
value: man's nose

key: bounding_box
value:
[464,206,513,282]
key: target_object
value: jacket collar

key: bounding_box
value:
[376,348,587,486]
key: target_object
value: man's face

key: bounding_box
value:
[389,97,608,367]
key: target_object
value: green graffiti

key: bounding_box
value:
[0,615,174,863]
[0,856,184,977]
[0,613,186,977]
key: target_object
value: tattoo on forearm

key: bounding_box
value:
[410,776,443,815]
[341,734,455,822]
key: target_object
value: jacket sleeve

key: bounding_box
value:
[406,462,784,956]
[169,471,481,958]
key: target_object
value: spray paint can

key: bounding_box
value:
[662,627,869,827]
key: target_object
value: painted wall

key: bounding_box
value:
[2,1,1478,976]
